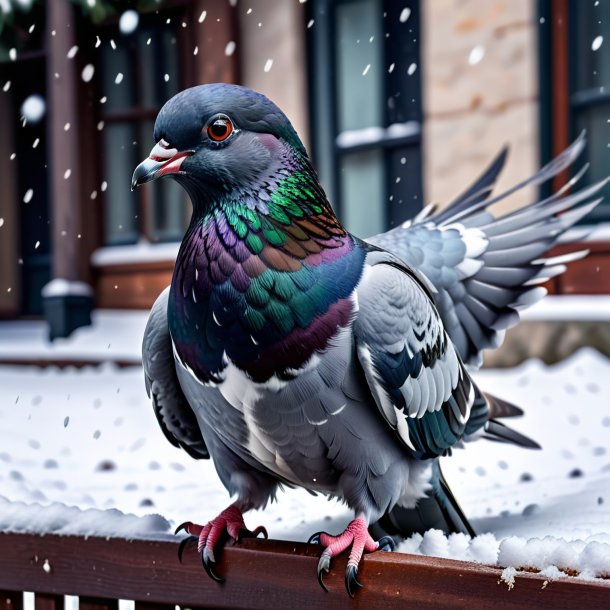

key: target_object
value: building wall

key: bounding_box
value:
[422,0,539,213]
[0,93,20,317]
[237,0,310,152]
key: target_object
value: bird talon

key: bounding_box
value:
[252,525,268,539]
[201,548,224,583]
[317,554,330,592]
[345,565,363,598]
[308,531,324,545]
[238,525,268,541]
[376,535,396,553]
[177,535,197,563]
[174,521,192,535]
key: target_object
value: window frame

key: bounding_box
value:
[307,0,423,234]
[541,0,610,222]
[94,6,193,247]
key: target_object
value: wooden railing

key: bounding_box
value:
[0,532,609,609]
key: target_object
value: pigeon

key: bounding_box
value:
[132,84,604,596]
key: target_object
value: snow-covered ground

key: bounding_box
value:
[0,316,609,580]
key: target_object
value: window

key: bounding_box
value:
[543,0,610,222]
[570,1,610,222]
[97,15,190,245]
[308,0,423,238]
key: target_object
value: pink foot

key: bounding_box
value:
[175,504,267,581]
[308,516,394,596]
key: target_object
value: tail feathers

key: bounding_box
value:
[484,392,524,419]
[483,418,541,449]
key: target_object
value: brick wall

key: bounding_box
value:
[423,0,539,213]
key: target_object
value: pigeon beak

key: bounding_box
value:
[131,139,193,190]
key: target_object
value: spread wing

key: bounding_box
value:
[353,254,488,460]
[143,287,208,460]
[368,133,606,367]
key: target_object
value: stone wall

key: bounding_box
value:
[422,0,539,213]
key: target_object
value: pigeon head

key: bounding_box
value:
[131,83,308,204]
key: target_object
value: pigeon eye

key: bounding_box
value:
[207,115,234,142]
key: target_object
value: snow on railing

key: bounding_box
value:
[1,532,609,610]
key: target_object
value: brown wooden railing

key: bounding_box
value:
[0,532,609,609]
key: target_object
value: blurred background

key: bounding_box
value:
[0,0,609,360]
[0,0,609,547]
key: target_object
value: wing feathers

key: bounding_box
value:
[368,134,603,367]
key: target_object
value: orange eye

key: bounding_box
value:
[207,115,233,142]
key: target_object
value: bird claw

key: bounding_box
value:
[237,525,268,542]
[201,547,224,583]
[308,531,323,545]
[377,535,396,553]
[317,554,330,592]
[345,564,363,598]
[174,521,191,535]
[177,535,197,563]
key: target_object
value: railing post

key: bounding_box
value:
[0,592,23,610]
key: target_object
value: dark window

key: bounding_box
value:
[96,16,190,245]
[308,0,423,238]
[569,0,610,222]
[0,3,50,315]
[543,0,610,222]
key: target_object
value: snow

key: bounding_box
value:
[91,242,179,266]
[399,530,610,583]
[41,279,93,299]
[1,306,609,581]
[0,497,170,540]
[119,10,139,35]
[468,45,485,65]
[20,94,45,124]
[0,310,145,363]
[336,121,420,149]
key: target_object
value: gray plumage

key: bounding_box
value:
[142,134,600,519]
[137,85,601,569]
[370,132,605,368]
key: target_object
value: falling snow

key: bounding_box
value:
[362,64,371,76]
[468,45,485,65]
[20,95,46,124]
[198,10,207,23]
[592,35,604,51]
[119,10,139,35]
[67,46,78,59]
[399,7,411,23]
[115,73,124,85]
[225,41,236,56]
[264,59,273,73]
[23,189,33,204]
[407,62,417,75]
[81,64,95,83]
